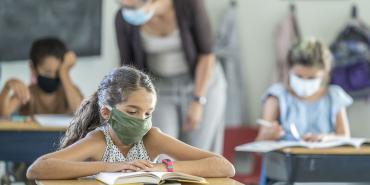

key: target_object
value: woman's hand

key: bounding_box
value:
[5,79,30,104]
[256,121,285,141]
[183,101,204,132]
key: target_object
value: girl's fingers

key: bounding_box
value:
[137,160,153,168]
[121,163,139,172]
[131,161,148,171]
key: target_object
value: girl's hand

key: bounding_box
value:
[5,79,30,104]
[183,101,203,132]
[125,160,154,172]
[257,121,285,140]
[141,163,167,172]
[107,160,153,172]
[303,133,325,142]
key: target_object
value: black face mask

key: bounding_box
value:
[37,75,60,93]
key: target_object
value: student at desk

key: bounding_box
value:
[0,37,83,185]
[256,38,353,142]
[26,66,235,180]
[0,37,83,117]
[256,38,353,185]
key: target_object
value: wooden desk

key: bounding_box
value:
[36,178,244,185]
[265,146,370,184]
[0,121,66,163]
[281,146,370,155]
[0,121,66,132]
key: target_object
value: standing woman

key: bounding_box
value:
[115,0,227,153]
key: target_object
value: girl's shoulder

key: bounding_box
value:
[84,129,107,146]
[327,85,350,98]
[143,127,169,147]
[142,127,165,159]
[262,83,289,102]
[144,127,163,141]
[326,85,353,108]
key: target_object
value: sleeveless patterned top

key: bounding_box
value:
[98,125,151,162]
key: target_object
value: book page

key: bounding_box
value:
[303,138,369,148]
[151,172,206,184]
[96,172,159,185]
[235,140,305,153]
[96,172,206,185]
[235,138,370,153]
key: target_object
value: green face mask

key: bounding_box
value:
[107,106,152,145]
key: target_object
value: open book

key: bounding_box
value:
[235,138,370,153]
[96,171,207,185]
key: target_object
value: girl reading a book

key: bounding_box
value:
[26,66,235,180]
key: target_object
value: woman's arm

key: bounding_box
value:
[145,128,235,177]
[27,131,139,180]
[183,54,215,131]
[255,96,285,141]
[183,0,217,131]
[115,10,133,65]
[59,51,83,113]
[193,54,215,99]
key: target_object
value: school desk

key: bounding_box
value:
[36,178,244,185]
[265,146,370,184]
[0,121,66,163]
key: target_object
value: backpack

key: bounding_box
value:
[330,8,370,98]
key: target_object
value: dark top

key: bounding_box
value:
[115,0,214,77]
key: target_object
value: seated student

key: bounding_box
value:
[256,38,353,142]
[26,66,235,180]
[0,37,83,117]
[256,38,353,185]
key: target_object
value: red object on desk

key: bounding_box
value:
[223,126,262,185]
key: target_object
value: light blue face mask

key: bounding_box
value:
[121,8,154,26]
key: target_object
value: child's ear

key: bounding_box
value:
[100,106,111,120]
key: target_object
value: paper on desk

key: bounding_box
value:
[235,138,370,153]
[235,140,301,153]
[33,114,73,127]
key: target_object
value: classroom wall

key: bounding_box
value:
[1,0,370,137]
[204,0,370,137]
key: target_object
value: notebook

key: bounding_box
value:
[96,171,207,185]
[235,138,370,153]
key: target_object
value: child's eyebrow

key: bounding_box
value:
[126,105,154,111]
[127,105,141,110]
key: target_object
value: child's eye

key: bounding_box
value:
[145,113,152,118]
[127,111,137,115]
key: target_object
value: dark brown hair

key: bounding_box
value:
[59,66,155,149]
[30,37,67,67]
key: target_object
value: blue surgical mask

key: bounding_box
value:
[121,8,154,26]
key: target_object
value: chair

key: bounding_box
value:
[223,126,262,185]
